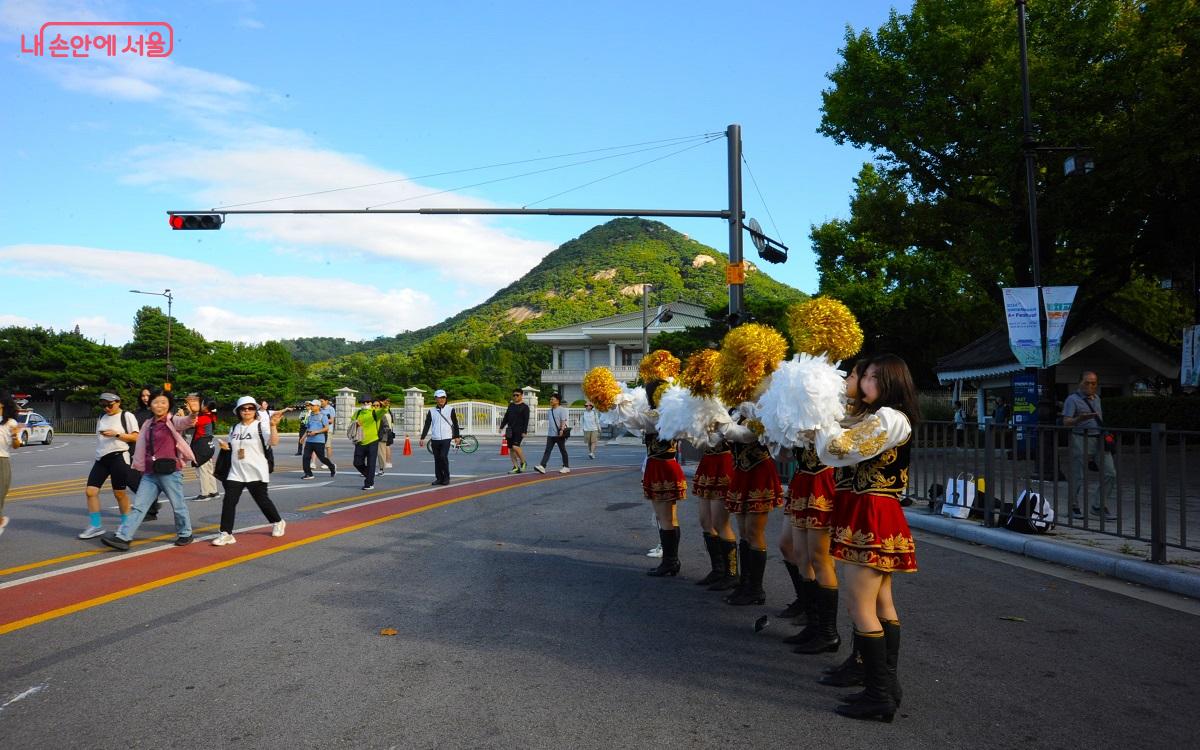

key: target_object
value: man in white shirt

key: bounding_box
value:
[79,393,139,539]
[581,402,602,459]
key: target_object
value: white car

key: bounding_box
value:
[16,411,54,445]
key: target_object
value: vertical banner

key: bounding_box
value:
[1042,286,1078,367]
[1003,287,1043,367]
[1183,325,1200,390]
[1011,371,1039,454]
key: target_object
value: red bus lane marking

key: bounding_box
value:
[0,467,623,636]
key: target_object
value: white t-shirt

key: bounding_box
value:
[95,412,133,459]
[227,420,273,483]
[0,418,17,458]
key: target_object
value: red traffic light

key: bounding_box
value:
[169,213,223,230]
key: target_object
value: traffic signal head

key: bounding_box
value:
[168,213,223,230]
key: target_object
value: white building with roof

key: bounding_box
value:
[527,300,713,403]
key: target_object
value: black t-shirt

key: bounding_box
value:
[500,402,530,435]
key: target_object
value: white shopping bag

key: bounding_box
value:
[940,472,975,519]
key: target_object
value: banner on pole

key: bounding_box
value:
[1184,325,1200,390]
[1003,287,1043,367]
[1042,286,1078,367]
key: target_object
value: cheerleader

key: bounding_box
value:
[790,358,868,657]
[720,407,784,605]
[641,379,688,577]
[814,354,920,722]
[692,426,736,589]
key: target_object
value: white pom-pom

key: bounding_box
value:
[654,384,693,440]
[603,384,650,430]
[756,353,847,448]
[690,396,732,448]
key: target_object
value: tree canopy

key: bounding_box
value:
[815,0,1199,382]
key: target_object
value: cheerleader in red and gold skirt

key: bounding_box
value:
[720,410,784,605]
[814,354,920,722]
[642,379,688,577]
[693,434,736,588]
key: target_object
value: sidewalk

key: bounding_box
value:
[904,506,1200,599]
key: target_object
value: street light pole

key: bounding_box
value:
[130,288,175,388]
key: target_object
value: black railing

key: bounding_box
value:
[909,420,1200,560]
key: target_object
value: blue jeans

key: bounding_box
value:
[117,470,190,541]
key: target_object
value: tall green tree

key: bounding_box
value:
[815,0,1199,379]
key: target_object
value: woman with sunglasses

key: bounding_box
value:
[212,397,287,546]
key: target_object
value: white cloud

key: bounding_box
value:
[123,146,555,285]
[71,315,128,343]
[0,244,441,342]
[0,314,38,328]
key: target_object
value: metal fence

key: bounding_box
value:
[907,420,1200,560]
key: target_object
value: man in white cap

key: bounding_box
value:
[79,392,139,539]
[419,389,460,486]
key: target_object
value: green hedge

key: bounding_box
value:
[1102,397,1200,430]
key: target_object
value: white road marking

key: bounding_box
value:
[0,684,48,713]
[271,481,333,492]
[34,461,89,468]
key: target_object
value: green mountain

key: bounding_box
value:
[281,218,807,362]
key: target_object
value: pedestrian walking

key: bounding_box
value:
[101,391,200,550]
[320,397,336,459]
[211,396,287,546]
[132,387,163,519]
[580,402,601,459]
[1062,371,1117,520]
[301,399,336,479]
[533,393,570,474]
[191,398,220,501]
[499,389,530,473]
[419,389,460,485]
[78,392,140,540]
[351,395,387,490]
[814,354,920,722]
[0,391,22,538]
[378,396,394,472]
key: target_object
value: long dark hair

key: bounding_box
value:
[0,391,20,424]
[845,358,871,416]
[865,354,921,424]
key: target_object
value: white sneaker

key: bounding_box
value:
[211,532,236,546]
[385,462,393,469]
[534,465,546,474]
[78,525,106,540]
[647,545,663,558]
[272,520,287,537]
[559,467,571,474]
[589,453,595,459]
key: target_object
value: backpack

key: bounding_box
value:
[1005,490,1055,534]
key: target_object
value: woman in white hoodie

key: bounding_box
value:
[212,396,287,546]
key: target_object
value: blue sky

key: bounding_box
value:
[0,0,899,344]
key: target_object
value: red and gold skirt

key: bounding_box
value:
[693,451,733,502]
[643,457,687,502]
[787,467,837,530]
[829,492,917,573]
[724,460,784,515]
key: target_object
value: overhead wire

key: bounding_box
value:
[212,131,724,210]
[365,134,723,210]
[522,135,725,208]
[742,152,784,243]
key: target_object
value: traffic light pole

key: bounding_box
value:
[169,124,779,327]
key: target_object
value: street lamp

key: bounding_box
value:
[641,284,674,356]
[130,288,175,389]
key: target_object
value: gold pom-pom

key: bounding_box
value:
[652,380,671,409]
[680,349,720,399]
[582,367,621,411]
[718,323,789,405]
[638,349,681,383]
[787,297,864,362]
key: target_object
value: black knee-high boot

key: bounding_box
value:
[793,584,841,654]
[708,538,739,591]
[783,579,820,644]
[647,527,681,577]
[841,619,900,704]
[777,561,806,618]
[696,533,723,586]
[726,546,766,605]
[834,631,895,722]
[820,643,864,687]
[720,539,750,598]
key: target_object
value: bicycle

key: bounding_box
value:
[425,434,479,454]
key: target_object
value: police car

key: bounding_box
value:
[16,411,54,445]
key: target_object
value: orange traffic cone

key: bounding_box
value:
[402,436,412,456]
[500,436,509,456]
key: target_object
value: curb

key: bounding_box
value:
[904,510,1200,600]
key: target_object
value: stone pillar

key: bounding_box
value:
[335,387,358,433]
[523,385,540,438]
[583,347,591,370]
[404,387,426,436]
[551,347,560,370]
[608,341,616,367]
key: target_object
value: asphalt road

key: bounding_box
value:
[1,436,1198,748]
